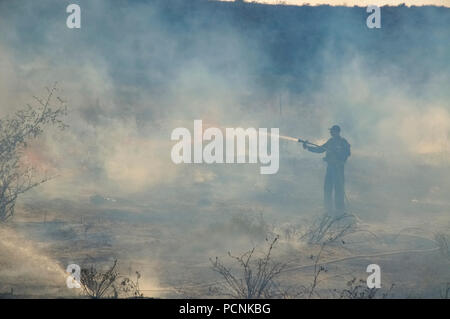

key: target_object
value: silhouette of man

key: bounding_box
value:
[303,125,351,216]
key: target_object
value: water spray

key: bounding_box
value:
[260,131,325,149]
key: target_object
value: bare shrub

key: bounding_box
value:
[338,278,395,299]
[80,259,143,299]
[0,84,67,221]
[279,241,330,299]
[117,271,144,298]
[301,214,357,244]
[81,259,119,298]
[210,236,286,299]
[307,243,328,298]
[339,278,378,299]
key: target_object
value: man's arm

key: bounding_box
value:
[303,140,328,153]
[306,144,326,153]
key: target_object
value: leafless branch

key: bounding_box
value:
[210,236,286,299]
[0,84,67,221]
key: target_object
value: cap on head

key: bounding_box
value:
[329,125,341,133]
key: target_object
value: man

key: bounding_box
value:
[302,125,351,216]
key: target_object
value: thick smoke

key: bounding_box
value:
[0,0,449,297]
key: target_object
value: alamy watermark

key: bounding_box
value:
[171,120,279,175]
[366,5,381,29]
[66,4,81,29]
[66,264,81,289]
[366,264,381,288]
[66,4,380,30]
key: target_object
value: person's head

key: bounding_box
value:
[329,125,341,138]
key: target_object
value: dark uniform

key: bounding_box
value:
[305,127,351,215]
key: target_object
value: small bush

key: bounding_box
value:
[210,236,286,299]
[80,259,143,298]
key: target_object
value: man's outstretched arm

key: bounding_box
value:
[303,140,327,153]
[305,144,326,153]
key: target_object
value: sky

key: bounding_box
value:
[220,0,450,7]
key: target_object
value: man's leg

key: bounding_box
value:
[324,165,334,214]
[334,164,345,215]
